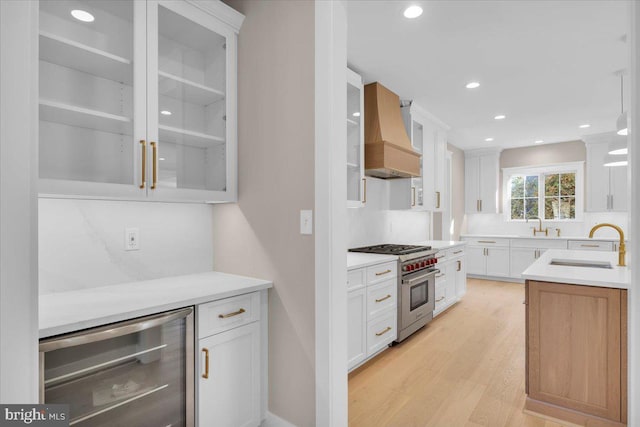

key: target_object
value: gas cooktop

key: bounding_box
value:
[349,244,432,255]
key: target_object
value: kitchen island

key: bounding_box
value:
[522,249,629,427]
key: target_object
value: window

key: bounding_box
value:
[503,162,583,221]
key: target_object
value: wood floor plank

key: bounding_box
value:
[348,279,569,427]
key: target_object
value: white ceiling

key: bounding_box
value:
[345,0,629,150]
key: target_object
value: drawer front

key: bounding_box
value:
[435,283,446,311]
[198,292,260,338]
[510,238,567,249]
[367,261,397,285]
[463,237,510,248]
[366,310,396,356]
[449,247,465,258]
[366,279,397,320]
[347,268,366,291]
[567,240,614,251]
[435,270,446,289]
[435,249,449,263]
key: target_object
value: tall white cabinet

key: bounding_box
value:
[38,0,241,203]
[464,148,501,214]
[583,133,628,212]
[347,68,365,207]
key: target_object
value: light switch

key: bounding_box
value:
[300,210,313,235]
[125,228,140,251]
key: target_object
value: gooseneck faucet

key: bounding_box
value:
[526,216,548,236]
[589,223,626,267]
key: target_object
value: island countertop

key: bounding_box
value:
[522,249,629,289]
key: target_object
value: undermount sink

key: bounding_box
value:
[549,259,613,269]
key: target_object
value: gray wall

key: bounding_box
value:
[215,1,316,425]
[448,143,465,240]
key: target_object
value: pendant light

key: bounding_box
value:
[604,153,628,167]
[616,73,628,136]
[608,137,628,155]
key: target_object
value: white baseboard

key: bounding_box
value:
[261,411,298,427]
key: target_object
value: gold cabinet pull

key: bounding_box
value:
[436,273,444,278]
[477,199,480,212]
[457,260,461,271]
[436,296,445,302]
[375,326,392,337]
[375,269,391,276]
[411,186,416,206]
[139,140,146,189]
[150,141,158,190]
[218,308,246,319]
[580,244,600,248]
[453,250,463,255]
[478,240,496,244]
[362,178,367,203]
[375,294,391,303]
[202,348,209,379]
[436,191,441,209]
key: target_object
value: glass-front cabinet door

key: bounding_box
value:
[147,1,236,202]
[347,68,365,208]
[38,0,146,199]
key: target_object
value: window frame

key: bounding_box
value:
[502,161,584,222]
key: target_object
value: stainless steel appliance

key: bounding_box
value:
[349,244,438,342]
[39,308,194,426]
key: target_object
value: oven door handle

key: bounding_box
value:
[402,270,437,286]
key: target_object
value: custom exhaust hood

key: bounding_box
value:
[364,82,421,179]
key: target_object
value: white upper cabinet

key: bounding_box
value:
[464,148,501,214]
[390,103,448,211]
[584,134,628,212]
[38,0,241,203]
[347,68,365,208]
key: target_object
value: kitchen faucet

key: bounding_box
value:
[589,223,626,267]
[526,216,548,236]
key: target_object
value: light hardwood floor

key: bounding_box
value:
[348,278,568,427]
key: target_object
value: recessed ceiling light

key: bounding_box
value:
[159,157,166,161]
[579,124,590,129]
[71,9,95,22]
[535,140,544,144]
[485,137,494,142]
[353,112,361,117]
[465,81,480,89]
[494,115,506,120]
[160,110,172,116]
[403,5,423,19]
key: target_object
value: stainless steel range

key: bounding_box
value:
[349,244,439,342]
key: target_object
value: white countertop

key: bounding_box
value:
[461,233,621,242]
[412,240,467,249]
[40,271,273,338]
[522,249,629,289]
[347,252,398,270]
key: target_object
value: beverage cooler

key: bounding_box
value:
[39,308,194,426]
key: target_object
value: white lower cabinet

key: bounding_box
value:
[453,255,467,299]
[464,238,510,278]
[347,260,397,372]
[347,287,367,369]
[434,247,466,317]
[509,247,538,279]
[197,292,263,427]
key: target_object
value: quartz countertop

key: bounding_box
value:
[412,240,467,249]
[521,249,629,289]
[461,233,621,242]
[347,252,398,270]
[40,271,273,338]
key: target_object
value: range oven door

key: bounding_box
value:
[400,268,436,330]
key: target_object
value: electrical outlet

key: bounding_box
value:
[125,228,140,251]
[300,210,313,235]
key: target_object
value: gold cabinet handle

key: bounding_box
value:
[436,191,441,209]
[375,326,392,337]
[477,199,480,212]
[457,260,461,271]
[411,186,416,207]
[375,269,392,276]
[580,244,600,248]
[202,348,209,379]
[480,199,482,211]
[436,296,445,302]
[218,308,246,319]
[375,294,392,303]
[150,141,158,190]
[139,140,146,189]
[435,273,444,278]
[478,240,496,244]
[453,250,463,255]
[362,178,367,203]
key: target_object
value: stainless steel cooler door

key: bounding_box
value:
[40,308,194,427]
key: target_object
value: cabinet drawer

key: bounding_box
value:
[511,238,567,249]
[367,261,397,284]
[366,279,397,319]
[463,237,510,247]
[435,249,448,262]
[198,292,260,338]
[366,310,396,356]
[567,240,614,251]
[347,268,365,291]
[449,247,465,257]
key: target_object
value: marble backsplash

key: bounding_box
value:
[39,198,214,294]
